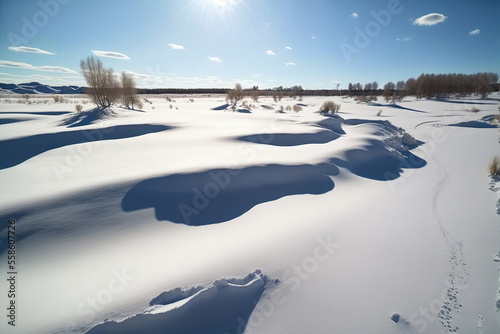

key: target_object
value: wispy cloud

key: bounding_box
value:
[0,72,80,84]
[285,46,292,50]
[168,43,185,50]
[413,13,447,26]
[312,36,316,39]
[92,50,130,59]
[122,70,156,79]
[285,62,296,66]
[266,50,276,56]
[469,29,480,35]
[350,12,359,19]
[396,36,413,42]
[208,56,222,62]
[8,46,55,55]
[0,60,77,73]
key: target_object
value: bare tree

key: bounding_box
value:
[250,90,259,103]
[383,82,395,102]
[396,80,405,101]
[121,71,139,109]
[80,55,119,107]
[226,83,244,110]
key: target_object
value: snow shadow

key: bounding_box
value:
[86,271,268,334]
[235,115,345,147]
[434,99,498,106]
[0,111,71,116]
[59,107,117,127]
[369,103,426,113]
[448,120,498,128]
[149,286,204,306]
[0,124,173,169]
[211,103,230,110]
[122,163,338,226]
[0,118,34,125]
[330,139,426,181]
[236,130,339,146]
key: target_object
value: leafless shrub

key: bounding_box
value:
[136,101,144,110]
[285,105,291,111]
[80,55,120,107]
[242,100,252,110]
[169,104,173,109]
[226,83,244,110]
[376,109,383,116]
[321,101,341,114]
[467,107,479,113]
[293,104,302,113]
[75,104,83,113]
[166,96,172,102]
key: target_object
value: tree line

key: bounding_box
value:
[81,59,498,109]
[349,72,498,101]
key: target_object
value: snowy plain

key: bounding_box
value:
[0,93,499,334]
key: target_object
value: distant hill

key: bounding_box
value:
[0,82,85,95]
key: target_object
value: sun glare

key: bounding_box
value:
[208,0,237,13]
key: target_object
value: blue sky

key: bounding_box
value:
[0,0,498,89]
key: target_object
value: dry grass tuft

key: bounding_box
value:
[488,156,500,176]
[321,101,341,114]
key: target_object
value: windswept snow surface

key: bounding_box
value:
[0,94,499,333]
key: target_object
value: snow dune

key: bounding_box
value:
[0,94,499,334]
[87,271,268,334]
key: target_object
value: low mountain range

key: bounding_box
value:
[0,82,84,95]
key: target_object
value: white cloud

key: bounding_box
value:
[8,46,55,55]
[285,46,292,50]
[312,36,316,39]
[469,29,480,35]
[285,62,296,66]
[92,50,130,59]
[208,56,222,62]
[122,70,156,79]
[396,36,413,42]
[266,50,276,56]
[0,60,77,73]
[413,13,447,26]
[350,12,359,19]
[168,43,185,50]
